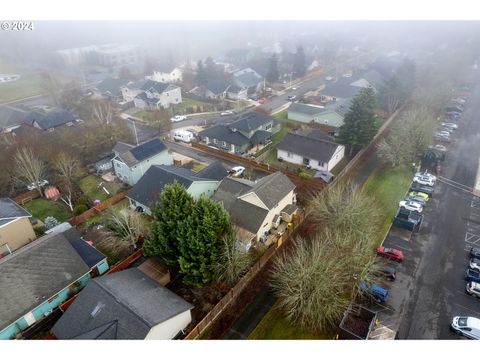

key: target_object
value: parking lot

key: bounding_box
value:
[394,82,480,339]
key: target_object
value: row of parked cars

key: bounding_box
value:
[360,171,440,303]
[444,83,480,340]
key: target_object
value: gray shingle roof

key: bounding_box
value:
[288,103,326,116]
[250,130,272,145]
[212,178,268,234]
[140,80,170,94]
[135,91,159,105]
[95,77,127,96]
[0,230,93,330]
[52,268,193,340]
[113,141,134,156]
[241,172,295,210]
[197,161,230,181]
[233,68,263,88]
[322,82,361,99]
[205,79,231,95]
[199,125,250,146]
[0,106,27,130]
[0,198,31,227]
[212,173,295,234]
[277,133,341,163]
[128,165,213,209]
[24,109,76,130]
[228,112,275,133]
[117,138,168,168]
[296,128,334,142]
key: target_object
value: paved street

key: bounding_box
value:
[396,80,480,339]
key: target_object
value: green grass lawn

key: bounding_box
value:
[363,164,413,246]
[79,175,120,202]
[273,109,288,120]
[24,198,71,222]
[0,59,77,103]
[248,304,335,340]
[255,127,290,158]
[182,97,210,107]
[330,156,351,176]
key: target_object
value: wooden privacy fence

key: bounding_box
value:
[13,189,40,205]
[184,209,307,340]
[330,105,406,186]
[191,142,325,192]
[69,191,129,226]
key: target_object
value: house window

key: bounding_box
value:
[265,124,272,130]
[222,141,227,147]
[213,138,218,144]
[287,152,292,157]
[303,158,310,165]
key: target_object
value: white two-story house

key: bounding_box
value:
[112,138,173,186]
[121,80,182,110]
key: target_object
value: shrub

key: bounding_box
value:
[73,204,88,216]
[34,225,46,237]
[76,195,90,208]
[44,216,60,230]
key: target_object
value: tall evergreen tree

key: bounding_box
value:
[178,197,230,287]
[266,54,279,83]
[195,60,207,85]
[338,87,378,156]
[293,45,306,78]
[143,181,194,267]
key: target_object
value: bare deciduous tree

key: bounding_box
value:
[13,147,46,196]
[53,152,81,212]
[92,100,115,125]
[213,226,252,286]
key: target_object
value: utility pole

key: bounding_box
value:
[289,73,292,89]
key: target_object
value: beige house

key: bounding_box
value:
[0,198,35,254]
[212,172,297,250]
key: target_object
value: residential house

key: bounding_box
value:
[94,77,128,102]
[190,79,231,101]
[148,66,183,83]
[0,227,108,340]
[127,164,220,215]
[287,100,350,135]
[232,68,264,93]
[0,198,36,254]
[24,108,78,132]
[121,80,182,109]
[277,132,345,172]
[51,268,193,340]
[226,84,248,101]
[112,138,173,186]
[349,70,385,92]
[198,111,279,154]
[0,106,27,133]
[212,172,297,250]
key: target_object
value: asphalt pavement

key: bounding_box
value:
[396,79,480,339]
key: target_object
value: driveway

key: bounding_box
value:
[395,80,480,339]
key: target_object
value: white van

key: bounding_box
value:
[173,130,194,143]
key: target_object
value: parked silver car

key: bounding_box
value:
[451,316,480,339]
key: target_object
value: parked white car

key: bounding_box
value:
[228,166,245,178]
[220,110,235,116]
[27,179,49,191]
[415,171,437,182]
[170,115,187,122]
[442,122,458,129]
[413,175,435,187]
[466,282,480,297]
[451,316,480,339]
[325,76,333,81]
[429,144,447,152]
[399,200,423,213]
[470,257,480,271]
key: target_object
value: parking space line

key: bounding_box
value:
[465,232,480,244]
[454,303,480,317]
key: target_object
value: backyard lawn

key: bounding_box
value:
[248,304,335,340]
[273,109,288,120]
[363,164,413,245]
[24,198,71,222]
[79,175,121,202]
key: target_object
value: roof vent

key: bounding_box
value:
[90,302,105,318]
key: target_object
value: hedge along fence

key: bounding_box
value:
[69,190,129,226]
[184,209,307,340]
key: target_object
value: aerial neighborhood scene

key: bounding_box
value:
[1,2,480,352]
